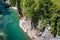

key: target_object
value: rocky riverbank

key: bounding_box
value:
[19,17,54,40]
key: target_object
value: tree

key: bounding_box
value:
[10,0,16,6]
[38,0,57,32]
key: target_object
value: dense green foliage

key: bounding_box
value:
[10,0,16,6]
[10,0,60,37]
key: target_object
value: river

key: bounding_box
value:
[2,8,30,40]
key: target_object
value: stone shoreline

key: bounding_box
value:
[19,17,54,40]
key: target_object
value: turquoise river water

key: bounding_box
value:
[2,8,30,40]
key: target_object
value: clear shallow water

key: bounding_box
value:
[2,8,30,40]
